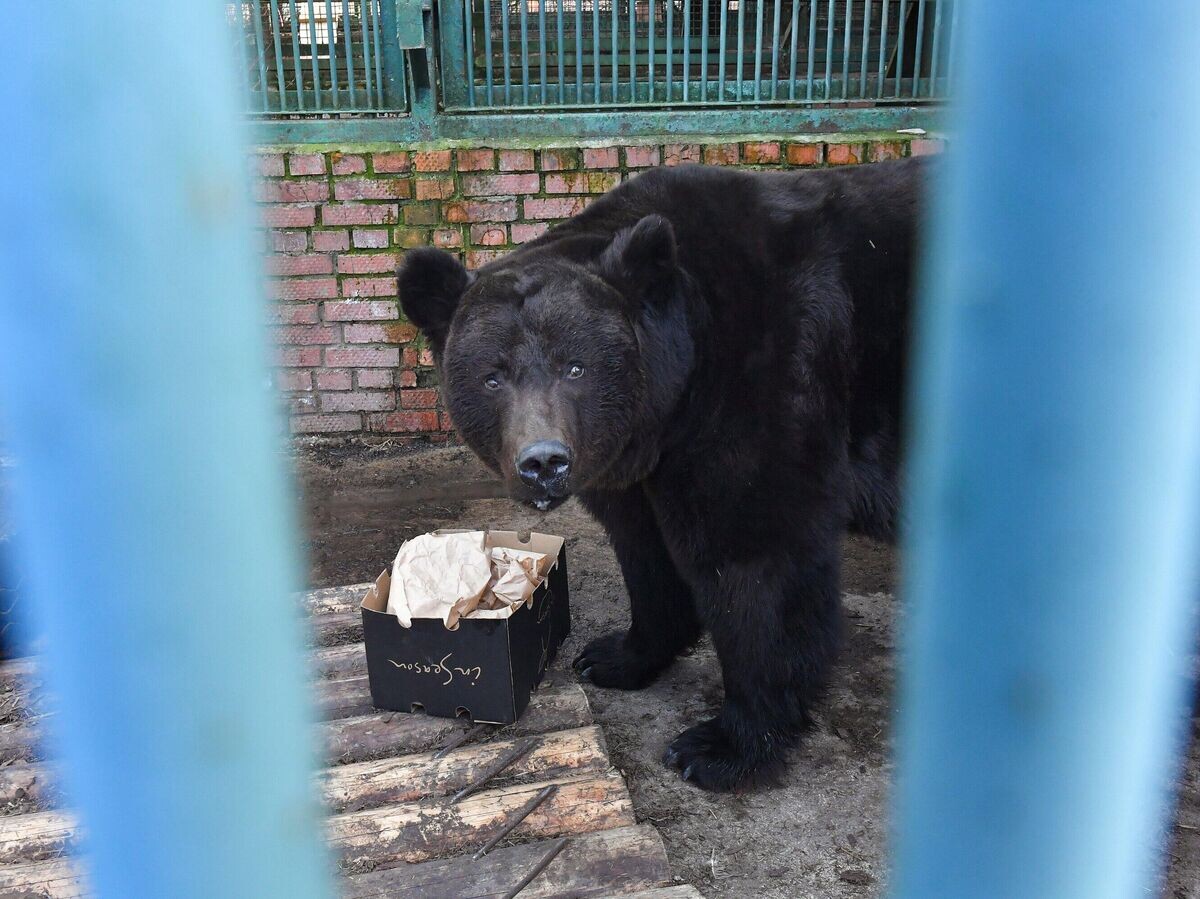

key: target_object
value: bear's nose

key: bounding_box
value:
[516,440,571,491]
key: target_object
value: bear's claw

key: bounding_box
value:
[572,631,671,690]
[663,717,786,793]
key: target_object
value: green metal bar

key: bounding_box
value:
[255,99,940,141]
[341,0,356,108]
[555,0,565,102]
[649,0,657,101]
[361,0,376,108]
[770,0,781,100]
[736,0,745,99]
[700,0,709,101]
[325,0,340,108]
[377,0,405,108]
[664,0,673,101]
[372,0,384,105]
[288,0,306,110]
[464,0,477,105]
[539,0,548,103]
[893,0,905,98]
[753,0,765,101]
[484,0,496,106]
[945,0,958,88]
[928,0,942,97]
[251,0,272,110]
[823,0,834,100]
[521,0,531,104]
[609,0,617,102]
[841,0,852,99]
[269,0,289,110]
[629,0,636,103]
[235,3,255,108]
[682,0,691,101]
[911,0,925,96]
[858,0,871,97]
[804,0,817,100]
[500,0,512,103]
[718,0,728,98]
[876,0,888,98]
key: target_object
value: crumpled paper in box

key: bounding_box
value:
[386,531,547,629]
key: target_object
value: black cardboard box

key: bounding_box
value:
[360,531,570,724]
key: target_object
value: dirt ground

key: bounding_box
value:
[300,442,1199,898]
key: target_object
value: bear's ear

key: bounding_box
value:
[397,248,472,352]
[595,214,678,306]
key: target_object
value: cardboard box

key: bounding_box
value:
[361,531,570,724]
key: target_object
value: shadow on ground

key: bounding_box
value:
[297,442,1199,898]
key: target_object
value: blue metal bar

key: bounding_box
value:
[484,0,496,105]
[876,0,887,97]
[576,0,585,100]
[735,0,745,100]
[500,0,512,104]
[555,0,565,103]
[682,0,691,101]
[325,0,340,108]
[927,0,942,97]
[594,0,603,103]
[629,0,636,103]
[894,3,1200,897]
[858,0,871,97]
[235,3,255,107]
[649,0,656,101]
[465,0,477,105]
[361,0,375,107]
[804,0,817,100]
[823,0,834,99]
[893,0,905,97]
[0,4,335,897]
[251,0,272,110]
[769,0,781,100]
[841,0,852,99]
[753,0,765,100]
[371,0,384,105]
[944,0,957,88]
[700,0,709,101]
[538,0,548,103]
[341,0,357,108]
[664,0,673,101]
[910,0,925,96]
[718,0,728,99]
[610,0,617,102]
[787,0,799,100]
[268,0,289,110]
[288,0,305,110]
[306,0,323,109]
[520,0,531,104]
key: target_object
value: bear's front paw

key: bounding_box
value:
[572,631,670,690]
[662,717,786,792]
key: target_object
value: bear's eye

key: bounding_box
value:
[483,374,502,390]
[566,364,585,380]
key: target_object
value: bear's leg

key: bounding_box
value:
[573,486,702,689]
[662,551,842,791]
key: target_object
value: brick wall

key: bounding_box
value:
[256,136,945,441]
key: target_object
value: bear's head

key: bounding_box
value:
[398,214,694,511]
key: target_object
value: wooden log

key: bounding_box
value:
[0,772,632,870]
[321,726,609,813]
[309,609,363,647]
[331,771,635,871]
[616,889,705,899]
[311,643,367,680]
[0,857,85,899]
[301,582,371,617]
[0,686,594,808]
[344,825,671,899]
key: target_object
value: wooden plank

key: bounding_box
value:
[321,725,610,813]
[312,642,366,680]
[0,857,85,899]
[301,582,371,616]
[0,772,633,870]
[344,824,671,898]
[610,889,705,899]
[332,772,636,871]
[0,685,594,805]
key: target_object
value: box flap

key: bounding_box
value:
[361,569,391,613]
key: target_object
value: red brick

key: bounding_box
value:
[373,411,440,433]
[400,388,439,409]
[288,394,318,414]
[254,180,329,203]
[404,204,441,226]
[321,203,398,226]
[267,303,321,325]
[291,413,361,434]
[326,346,400,367]
[263,254,333,276]
[624,145,661,167]
[702,144,739,165]
[545,172,619,194]
[524,197,588,219]
[540,149,580,171]
[866,141,905,162]
[274,346,322,367]
[312,229,351,252]
[343,324,391,343]
[331,153,367,175]
[741,142,781,164]
[415,177,456,200]
[413,150,453,172]
[337,252,400,274]
[582,147,619,169]
[510,222,549,243]
[266,278,339,301]
[402,347,420,367]
[444,199,519,223]
[271,324,339,345]
[373,152,411,173]
[261,205,317,228]
[433,229,464,249]
[321,390,396,412]
[786,143,823,166]
[466,249,506,269]
[457,149,496,171]
[419,349,435,366]
[498,149,535,171]
[352,228,390,249]
[663,144,702,166]
[288,153,326,176]
[256,154,285,176]
[274,370,313,391]
[316,369,353,390]
[342,276,397,298]
[323,300,399,321]
[461,173,540,196]
[357,369,394,388]
[470,224,508,246]
[394,228,430,249]
[826,143,863,165]
[334,178,412,201]
[440,413,455,431]
[398,370,418,387]
[910,138,946,156]
[268,230,308,253]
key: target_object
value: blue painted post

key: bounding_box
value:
[0,6,333,899]
[895,5,1200,899]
